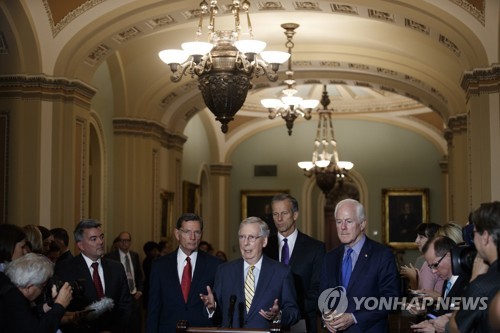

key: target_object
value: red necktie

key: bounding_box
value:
[91,262,105,299]
[181,257,192,303]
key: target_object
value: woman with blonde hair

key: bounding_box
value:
[436,222,464,245]
[22,224,44,254]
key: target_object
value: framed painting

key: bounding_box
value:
[182,181,200,215]
[382,188,429,249]
[240,190,289,221]
[160,191,174,241]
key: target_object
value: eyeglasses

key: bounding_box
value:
[428,252,448,270]
[238,235,262,243]
[179,229,202,238]
[119,239,131,243]
[272,210,291,218]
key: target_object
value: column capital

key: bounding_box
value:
[209,163,232,176]
[113,118,187,151]
[0,74,96,108]
[460,64,500,99]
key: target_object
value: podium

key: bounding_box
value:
[176,319,307,333]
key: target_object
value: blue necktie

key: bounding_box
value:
[444,280,452,297]
[281,238,290,265]
[342,248,353,288]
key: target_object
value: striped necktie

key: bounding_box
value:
[244,265,255,312]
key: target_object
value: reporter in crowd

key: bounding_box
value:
[1,253,73,333]
[448,201,500,333]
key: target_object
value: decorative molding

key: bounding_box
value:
[293,2,321,11]
[210,163,233,176]
[448,113,468,133]
[0,74,96,108]
[367,9,394,22]
[438,34,461,57]
[330,4,358,15]
[43,0,106,37]
[404,18,430,35]
[145,15,176,29]
[257,2,285,10]
[449,0,485,25]
[112,26,142,44]
[113,118,187,151]
[84,44,111,67]
[460,64,500,97]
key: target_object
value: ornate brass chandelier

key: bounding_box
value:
[158,0,290,133]
[261,23,319,136]
[297,85,354,195]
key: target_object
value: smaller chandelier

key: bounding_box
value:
[297,85,354,195]
[158,0,290,133]
[261,23,319,135]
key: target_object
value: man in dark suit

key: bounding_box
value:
[106,231,144,333]
[320,199,400,333]
[146,213,223,333]
[51,227,73,266]
[263,193,325,333]
[409,236,470,331]
[202,217,300,329]
[55,219,132,333]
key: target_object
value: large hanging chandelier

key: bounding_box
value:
[158,0,290,133]
[261,23,319,136]
[297,85,354,195]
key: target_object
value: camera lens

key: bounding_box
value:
[451,244,477,276]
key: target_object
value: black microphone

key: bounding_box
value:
[228,295,237,328]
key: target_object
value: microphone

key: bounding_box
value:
[228,295,237,328]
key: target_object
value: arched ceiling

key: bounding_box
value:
[2,0,496,152]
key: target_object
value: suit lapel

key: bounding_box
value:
[346,238,371,292]
[190,252,205,300]
[76,254,99,299]
[248,257,273,317]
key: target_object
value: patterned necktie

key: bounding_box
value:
[444,280,452,297]
[181,257,192,303]
[244,265,255,312]
[124,254,135,293]
[342,248,353,288]
[91,262,105,299]
[281,238,290,265]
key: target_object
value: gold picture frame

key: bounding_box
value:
[160,191,174,242]
[382,188,429,249]
[241,190,289,220]
[182,181,200,215]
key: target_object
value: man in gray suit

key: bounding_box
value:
[106,231,144,332]
[263,193,325,333]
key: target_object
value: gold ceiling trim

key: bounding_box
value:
[43,0,106,37]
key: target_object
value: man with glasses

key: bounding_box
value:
[106,231,144,332]
[201,216,300,329]
[263,193,325,333]
[410,236,470,331]
[147,213,223,333]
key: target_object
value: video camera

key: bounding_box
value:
[44,277,85,300]
[450,223,477,276]
[451,244,476,276]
